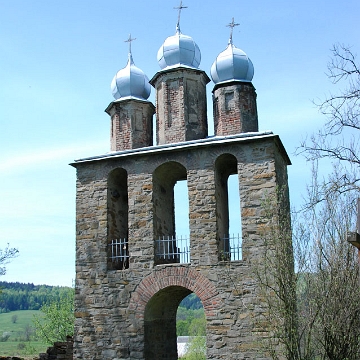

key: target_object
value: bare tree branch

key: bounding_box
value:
[0,244,19,276]
[297,44,360,199]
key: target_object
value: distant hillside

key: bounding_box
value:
[0,281,72,313]
[179,293,202,310]
[0,281,201,313]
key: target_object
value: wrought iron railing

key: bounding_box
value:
[222,234,242,261]
[108,238,129,270]
[155,235,190,264]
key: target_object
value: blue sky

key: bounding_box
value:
[1,0,359,286]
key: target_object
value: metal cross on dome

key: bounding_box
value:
[227,17,240,45]
[174,1,188,31]
[124,34,136,54]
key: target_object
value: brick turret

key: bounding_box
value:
[212,81,258,135]
[150,68,209,145]
[105,99,155,151]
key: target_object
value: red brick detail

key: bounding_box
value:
[129,267,220,318]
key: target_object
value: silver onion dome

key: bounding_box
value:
[111,49,151,101]
[210,43,254,84]
[157,25,201,70]
[211,18,254,84]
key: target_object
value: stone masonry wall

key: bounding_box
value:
[73,135,290,359]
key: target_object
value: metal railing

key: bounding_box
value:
[155,235,190,264]
[108,238,129,270]
[222,233,242,261]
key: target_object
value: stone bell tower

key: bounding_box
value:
[72,11,292,360]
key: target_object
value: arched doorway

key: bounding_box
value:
[129,266,220,359]
[144,286,193,359]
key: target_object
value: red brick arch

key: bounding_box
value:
[129,266,220,318]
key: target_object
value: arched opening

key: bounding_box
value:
[174,180,190,262]
[144,287,205,360]
[177,293,206,358]
[107,168,129,270]
[153,162,189,265]
[228,174,242,260]
[215,154,242,261]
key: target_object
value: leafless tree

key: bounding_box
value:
[256,189,304,360]
[298,44,360,202]
[258,44,360,360]
[258,182,360,360]
[299,184,360,360]
[23,323,34,342]
[0,244,19,276]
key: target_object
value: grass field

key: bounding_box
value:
[0,310,48,357]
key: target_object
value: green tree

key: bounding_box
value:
[188,317,206,337]
[181,313,206,360]
[182,336,206,360]
[33,288,75,344]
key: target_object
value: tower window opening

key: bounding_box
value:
[215,154,242,261]
[108,238,129,270]
[155,235,189,264]
[153,162,189,265]
[225,174,242,260]
[107,168,129,270]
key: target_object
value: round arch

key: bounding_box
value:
[129,266,220,318]
[129,266,221,360]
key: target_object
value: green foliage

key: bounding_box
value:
[176,307,205,336]
[0,281,72,312]
[188,317,206,336]
[33,288,75,345]
[177,294,206,358]
[182,336,206,360]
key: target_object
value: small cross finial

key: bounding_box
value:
[124,34,136,55]
[227,17,240,45]
[174,1,188,33]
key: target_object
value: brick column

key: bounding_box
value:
[150,67,210,145]
[105,99,155,151]
[213,82,258,136]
